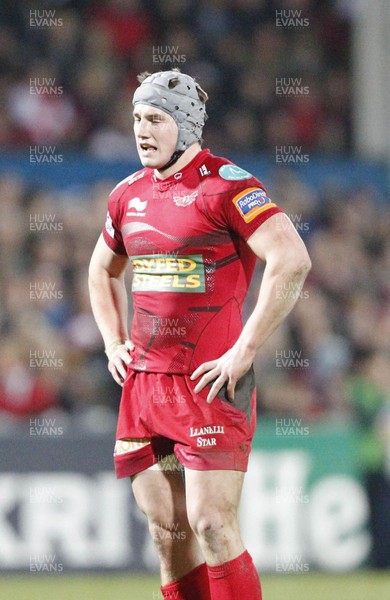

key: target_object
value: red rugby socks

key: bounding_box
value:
[160,551,261,600]
[160,562,211,599]
[207,550,262,600]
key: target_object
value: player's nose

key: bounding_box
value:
[137,119,151,138]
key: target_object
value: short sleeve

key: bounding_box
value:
[102,201,127,256]
[223,182,283,240]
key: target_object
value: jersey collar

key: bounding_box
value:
[151,149,210,190]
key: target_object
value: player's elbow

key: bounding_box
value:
[290,247,311,282]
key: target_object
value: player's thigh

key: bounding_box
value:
[132,468,187,524]
[184,468,245,529]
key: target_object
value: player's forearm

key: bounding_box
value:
[237,257,310,354]
[88,272,129,349]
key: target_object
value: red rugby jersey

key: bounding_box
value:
[102,149,282,373]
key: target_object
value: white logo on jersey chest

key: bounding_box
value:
[173,190,198,207]
[127,197,147,216]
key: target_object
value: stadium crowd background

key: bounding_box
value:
[1,0,352,155]
[0,1,389,477]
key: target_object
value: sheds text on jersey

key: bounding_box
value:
[102,149,282,373]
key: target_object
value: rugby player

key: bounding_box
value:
[88,70,311,600]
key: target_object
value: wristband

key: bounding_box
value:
[105,338,128,361]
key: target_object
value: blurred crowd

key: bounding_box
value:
[0,0,352,157]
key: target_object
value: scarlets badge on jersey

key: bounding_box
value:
[232,187,276,223]
[219,164,252,180]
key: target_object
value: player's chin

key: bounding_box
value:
[138,153,165,169]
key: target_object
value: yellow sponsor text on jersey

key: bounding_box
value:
[131,254,206,292]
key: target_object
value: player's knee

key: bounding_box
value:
[148,519,186,555]
[189,513,230,542]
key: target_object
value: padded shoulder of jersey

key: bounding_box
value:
[200,154,265,195]
[109,168,148,202]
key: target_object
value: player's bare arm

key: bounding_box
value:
[191,212,311,403]
[88,234,134,386]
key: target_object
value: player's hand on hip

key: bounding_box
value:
[106,339,134,387]
[190,344,255,404]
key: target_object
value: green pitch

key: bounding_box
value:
[0,571,389,600]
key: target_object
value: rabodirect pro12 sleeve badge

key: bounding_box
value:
[232,187,276,223]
